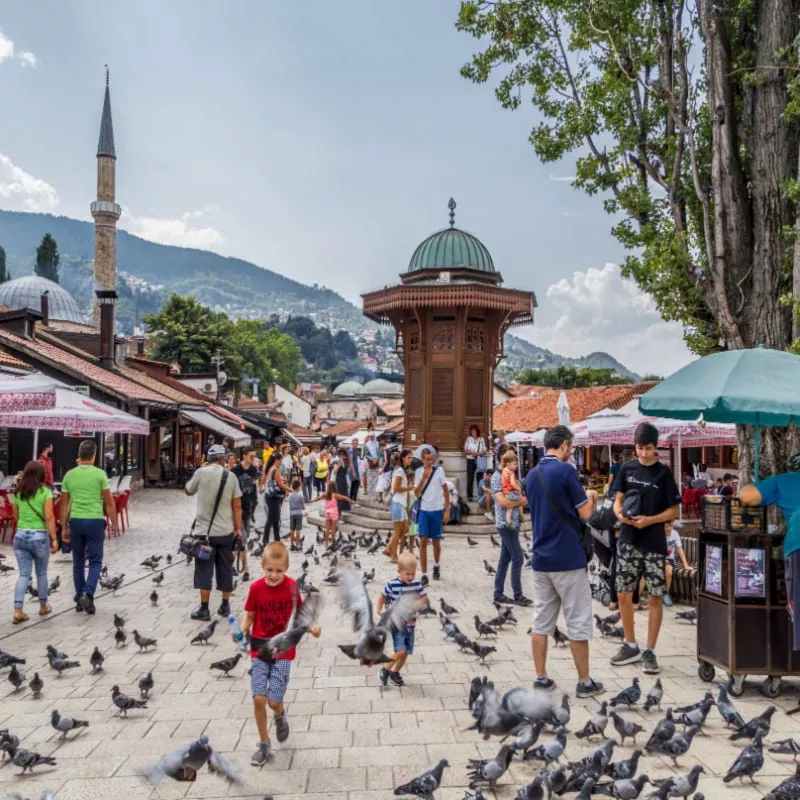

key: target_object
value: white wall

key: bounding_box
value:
[273,383,312,427]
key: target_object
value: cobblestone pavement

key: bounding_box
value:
[0,489,798,799]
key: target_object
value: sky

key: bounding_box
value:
[0,1,693,376]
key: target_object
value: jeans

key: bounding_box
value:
[69,518,106,601]
[302,475,313,502]
[494,526,524,600]
[466,458,477,500]
[349,479,360,501]
[263,496,283,543]
[14,528,50,608]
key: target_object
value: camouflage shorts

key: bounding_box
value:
[615,541,666,597]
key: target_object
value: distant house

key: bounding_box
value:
[493,382,514,406]
[175,372,219,400]
[267,382,313,428]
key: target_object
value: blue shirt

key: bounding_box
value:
[754,472,800,557]
[492,470,521,531]
[525,455,589,572]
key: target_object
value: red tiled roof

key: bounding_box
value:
[384,418,404,433]
[506,384,557,399]
[374,398,404,417]
[287,423,319,439]
[319,419,363,438]
[117,362,206,406]
[0,328,175,405]
[0,347,31,370]
[492,383,658,432]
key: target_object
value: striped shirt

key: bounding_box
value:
[382,577,426,627]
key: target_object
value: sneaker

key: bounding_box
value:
[420,575,429,587]
[662,592,673,607]
[494,594,514,605]
[250,742,271,766]
[610,643,642,666]
[78,594,96,615]
[191,606,211,621]
[217,602,231,618]
[379,668,390,687]
[274,712,290,743]
[514,595,533,607]
[534,676,555,690]
[642,649,660,675]
[576,679,606,699]
[432,565,440,581]
[485,512,494,520]
[242,572,250,583]
[388,671,405,686]
[75,603,84,613]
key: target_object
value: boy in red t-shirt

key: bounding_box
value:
[241,541,321,766]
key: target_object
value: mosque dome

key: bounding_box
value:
[332,381,365,396]
[0,275,86,324]
[362,378,402,395]
[407,227,495,274]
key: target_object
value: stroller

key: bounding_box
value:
[588,550,614,607]
[587,500,617,607]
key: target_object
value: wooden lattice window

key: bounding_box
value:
[466,368,484,417]
[465,324,485,352]
[408,369,422,416]
[431,324,456,351]
[431,367,454,416]
[407,324,420,352]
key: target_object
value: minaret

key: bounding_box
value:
[91,67,121,326]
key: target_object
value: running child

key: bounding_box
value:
[323,481,352,546]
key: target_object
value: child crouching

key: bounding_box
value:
[241,542,321,766]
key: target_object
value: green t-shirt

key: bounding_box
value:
[13,486,52,530]
[62,465,109,519]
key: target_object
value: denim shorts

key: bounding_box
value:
[392,627,415,655]
[250,657,292,702]
[289,514,303,531]
[390,502,407,523]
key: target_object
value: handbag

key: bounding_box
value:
[262,467,284,500]
[621,463,666,519]
[180,470,229,561]
[534,465,594,563]
[410,467,438,524]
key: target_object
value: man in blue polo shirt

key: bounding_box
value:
[525,425,603,699]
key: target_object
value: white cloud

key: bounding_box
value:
[122,206,225,250]
[17,51,38,68]
[0,154,59,212]
[523,263,694,377]
[548,174,577,183]
[0,31,14,63]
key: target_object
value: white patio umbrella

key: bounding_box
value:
[557,391,571,426]
[0,373,67,413]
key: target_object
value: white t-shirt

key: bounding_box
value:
[414,466,446,512]
[301,454,314,477]
[390,467,409,506]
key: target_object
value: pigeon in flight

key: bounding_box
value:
[256,593,322,663]
[143,735,241,784]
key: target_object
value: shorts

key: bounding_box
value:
[417,509,444,540]
[666,556,676,567]
[390,502,408,523]
[531,569,593,641]
[289,514,303,531]
[392,627,415,655]
[250,657,292,703]
[616,541,666,597]
[192,534,234,593]
[325,510,339,522]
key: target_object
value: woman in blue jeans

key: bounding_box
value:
[11,460,58,623]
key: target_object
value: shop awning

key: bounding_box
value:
[181,409,251,448]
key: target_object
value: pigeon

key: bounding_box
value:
[673,692,713,714]
[483,560,496,575]
[603,611,621,625]
[606,749,643,781]
[45,645,65,661]
[547,694,571,729]
[469,676,493,710]
[675,609,697,623]
[114,613,126,630]
[610,678,641,707]
[50,710,89,740]
[166,554,173,563]
[653,725,701,766]
[115,628,128,648]
[645,708,675,752]
[105,574,125,592]
[138,672,155,699]
[48,654,80,676]
[191,619,218,645]
[453,631,473,651]
[716,686,745,730]
[440,598,458,615]
[568,738,615,774]
[611,712,644,745]
[90,647,105,673]
[654,765,704,798]
[576,701,609,739]
[0,650,25,668]
[509,720,545,754]
[111,685,148,717]
[676,696,714,731]
[6,743,57,775]
[143,735,241,784]
[467,744,514,789]
[552,625,569,647]
[8,664,24,691]
[337,569,419,666]
[152,572,164,585]
[643,679,663,712]
[463,790,488,800]
[724,729,764,784]
[491,534,500,547]
[469,684,526,739]
[762,763,800,800]
[467,537,479,547]
[0,729,20,757]
[48,575,60,593]
[474,616,498,638]
[471,642,497,663]
[729,705,776,741]
[133,630,157,651]
[29,672,43,698]
[150,590,159,606]
[393,758,449,797]
[258,593,323,663]
[524,727,567,767]
[0,562,14,573]
[770,734,800,762]
[593,774,650,799]
[210,653,243,678]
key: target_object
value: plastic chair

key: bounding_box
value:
[0,496,16,543]
[119,490,131,531]
[107,476,120,494]
[117,475,132,495]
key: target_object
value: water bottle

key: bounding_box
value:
[227,614,248,650]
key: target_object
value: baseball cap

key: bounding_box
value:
[207,444,226,459]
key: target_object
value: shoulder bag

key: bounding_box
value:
[534,465,594,563]
[621,463,667,519]
[262,467,284,499]
[410,467,438,524]
[180,470,229,560]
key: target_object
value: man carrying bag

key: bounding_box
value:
[185,444,243,621]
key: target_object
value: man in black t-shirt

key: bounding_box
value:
[232,446,259,582]
[610,422,681,675]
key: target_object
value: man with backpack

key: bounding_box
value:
[609,421,681,674]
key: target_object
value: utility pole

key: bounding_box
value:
[211,348,225,403]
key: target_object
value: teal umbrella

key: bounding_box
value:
[639,347,800,478]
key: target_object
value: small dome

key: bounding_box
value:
[332,381,365,396]
[362,378,402,395]
[0,275,86,323]
[408,227,495,274]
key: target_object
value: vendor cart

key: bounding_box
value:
[696,495,796,697]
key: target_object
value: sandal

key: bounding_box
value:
[12,611,29,624]
[39,603,52,616]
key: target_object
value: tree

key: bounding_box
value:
[458,0,800,478]
[35,233,59,283]
[517,365,627,388]
[0,246,7,284]
[229,319,302,393]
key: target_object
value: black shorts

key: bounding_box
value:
[193,534,234,592]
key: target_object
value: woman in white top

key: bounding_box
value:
[300,447,314,502]
[384,448,414,562]
[463,424,487,501]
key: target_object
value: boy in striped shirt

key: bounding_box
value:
[376,552,428,686]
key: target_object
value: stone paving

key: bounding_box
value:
[0,489,799,799]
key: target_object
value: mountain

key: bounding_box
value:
[0,209,638,379]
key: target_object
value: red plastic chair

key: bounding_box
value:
[121,489,131,530]
[0,495,16,543]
